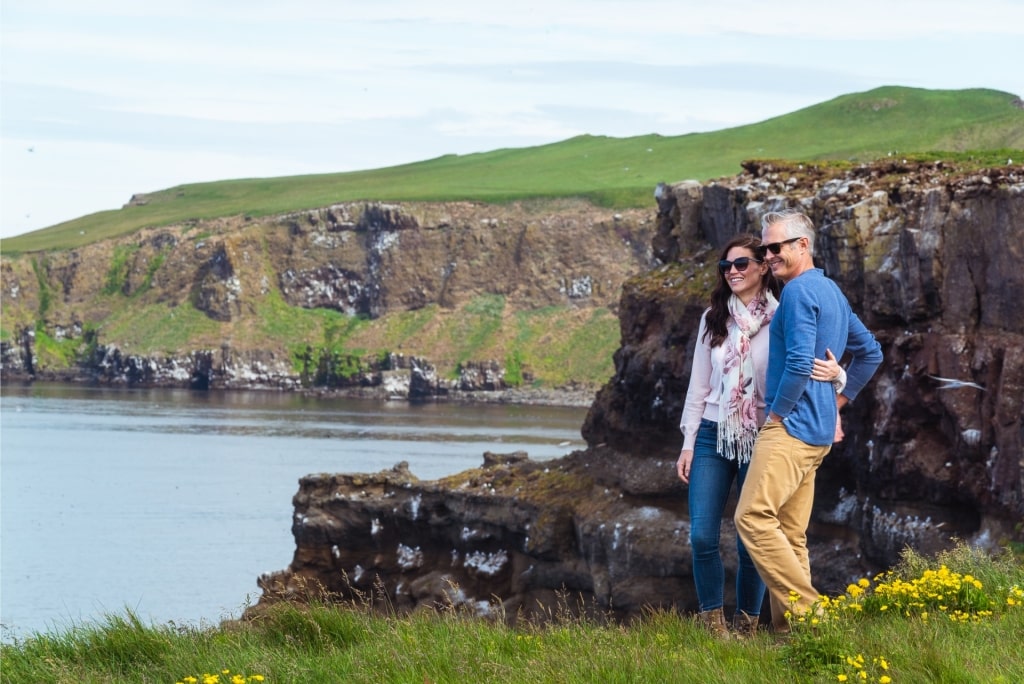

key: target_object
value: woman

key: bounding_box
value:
[676,234,844,638]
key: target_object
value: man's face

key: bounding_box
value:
[762,223,804,282]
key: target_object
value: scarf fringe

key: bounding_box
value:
[717,411,758,464]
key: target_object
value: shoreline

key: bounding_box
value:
[303,384,599,409]
[0,373,599,409]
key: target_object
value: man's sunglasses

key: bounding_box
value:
[763,237,802,255]
[718,257,762,273]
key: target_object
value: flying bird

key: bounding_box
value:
[928,375,985,391]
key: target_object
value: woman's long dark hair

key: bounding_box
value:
[702,234,780,348]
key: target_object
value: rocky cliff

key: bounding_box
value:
[585,158,1023,542]
[0,199,655,393]
[250,158,1024,624]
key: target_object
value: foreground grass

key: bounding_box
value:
[3,545,1022,683]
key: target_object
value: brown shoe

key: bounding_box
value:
[696,607,731,639]
[732,610,760,638]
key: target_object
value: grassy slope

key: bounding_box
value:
[3,86,1022,255]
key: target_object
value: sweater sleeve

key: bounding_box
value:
[679,310,713,451]
[769,287,817,418]
[839,311,883,401]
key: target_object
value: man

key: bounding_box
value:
[734,209,882,633]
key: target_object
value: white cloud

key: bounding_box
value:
[1,0,1022,239]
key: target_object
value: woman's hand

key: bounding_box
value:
[813,349,848,443]
[677,449,694,484]
[834,415,845,443]
[811,348,842,382]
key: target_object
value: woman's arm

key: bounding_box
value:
[811,348,847,442]
[678,310,714,451]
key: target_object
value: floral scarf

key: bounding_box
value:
[717,290,778,463]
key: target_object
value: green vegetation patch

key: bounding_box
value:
[511,307,619,386]
[137,250,168,294]
[280,300,619,389]
[504,349,525,386]
[450,294,507,372]
[30,257,53,318]
[254,289,370,359]
[100,303,223,354]
[102,245,139,296]
[23,323,99,372]
[31,327,79,370]
[374,306,439,350]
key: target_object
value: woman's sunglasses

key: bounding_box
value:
[718,257,762,273]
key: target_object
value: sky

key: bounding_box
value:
[2,1,1023,240]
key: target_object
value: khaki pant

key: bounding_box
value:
[734,421,830,631]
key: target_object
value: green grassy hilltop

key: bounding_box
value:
[4,86,1022,254]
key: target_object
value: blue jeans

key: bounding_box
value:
[689,419,766,615]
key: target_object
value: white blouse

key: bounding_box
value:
[678,309,771,452]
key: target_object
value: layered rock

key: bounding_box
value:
[0,200,655,393]
[256,449,707,623]
[250,159,1023,624]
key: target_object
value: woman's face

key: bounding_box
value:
[720,246,767,302]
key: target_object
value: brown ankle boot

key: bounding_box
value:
[696,607,731,639]
[732,610,759,638]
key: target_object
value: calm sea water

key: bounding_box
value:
[0,383,588,641]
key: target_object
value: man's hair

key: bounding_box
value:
[761,209,816,255]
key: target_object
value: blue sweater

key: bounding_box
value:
[766,269,883,446]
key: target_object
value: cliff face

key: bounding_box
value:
[249,159,1024,625]
[584,160,1024,551]
[0,200,654,392]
